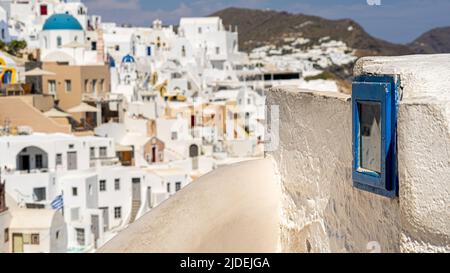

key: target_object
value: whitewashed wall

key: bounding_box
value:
[268,89,401,253]
[268,54,450,253]
[0,210,11,253]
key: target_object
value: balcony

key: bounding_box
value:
[82,92,123,103]
[89,157,121,169]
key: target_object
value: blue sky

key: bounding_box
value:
[83,0,450,43]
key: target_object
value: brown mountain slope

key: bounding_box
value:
[409,27,450,54]
[211,7,413,56]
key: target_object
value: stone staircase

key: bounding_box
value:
[129,200,141,223]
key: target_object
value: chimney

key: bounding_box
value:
[96,27,106,64]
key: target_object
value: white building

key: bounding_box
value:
[39,13,100,65]
[5,0,93,48]
[0,5,10,42]
[0,133,174,252]
[146,168,189,198]
[178,17,240,64]
[0,180,10,253]
[103,24,134,65]
[7,207,67,253]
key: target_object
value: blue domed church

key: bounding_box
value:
[40,14,85,63]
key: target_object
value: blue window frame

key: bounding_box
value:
[352,75,399,198]
[147,46,152,56]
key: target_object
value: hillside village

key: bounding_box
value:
[0,0,277,253]
[0,1,449,254]
[214,7,450,91]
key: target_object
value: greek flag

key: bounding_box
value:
[51,195,64,210]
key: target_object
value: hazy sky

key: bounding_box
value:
[83,0,450,44]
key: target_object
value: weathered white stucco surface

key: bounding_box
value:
[354,54,450,100]
[397,97,450,252]
[356,54,450,252]
[268,54,450,253]
[99,159,281,253]
[267,89,401,252]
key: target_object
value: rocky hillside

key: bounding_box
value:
[211,7,413,56]
[210,7,450,93]
[409,27,450,54]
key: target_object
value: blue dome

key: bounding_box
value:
[122,54,135,63]
[43,14,83,31]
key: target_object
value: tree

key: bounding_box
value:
[6,40,27,56]
[0,40,6,51]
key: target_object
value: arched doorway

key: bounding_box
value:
[16,146,49,172]
[151,146,157,163]
[189,144,199,158]
[189,144,199,170]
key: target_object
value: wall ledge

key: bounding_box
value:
[269,86,351,102]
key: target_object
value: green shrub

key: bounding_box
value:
[304,71,336,81]
[6,40,27,56]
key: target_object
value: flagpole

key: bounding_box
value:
[61,191,64,216]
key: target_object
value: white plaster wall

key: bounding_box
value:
[128,101,160,120]
[224,139,258,158]
[0,8,10,43]
[0,135,102,172]
[62,174,97,216]
[0,210,11,253]
[267,89,402,253]
[268,84,450,253]
[95,167,169,230]
[161,174,186,196]
[354,54,450,252]
[156,117,190,144]
[6,210,66,253]
[124,115,148,136]
[95,123,127,142]
[40,30,84,50]
[354,54,450,100]
[66,209,103,249]
[169,156,215,175]
[5,172,56,206]
[179,17,237,61]
[97,168,136,229]
[397,100,450,252]
[12,228,51,253]
[103,31,133,62]
[137,172,168,217]
[99,159,281,253]
[168,38,196,63]
[61,174,98,248]
[49,212,67,253]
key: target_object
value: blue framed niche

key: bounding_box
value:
[352,75,399,198]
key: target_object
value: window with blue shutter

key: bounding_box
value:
[352,75,399,198]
